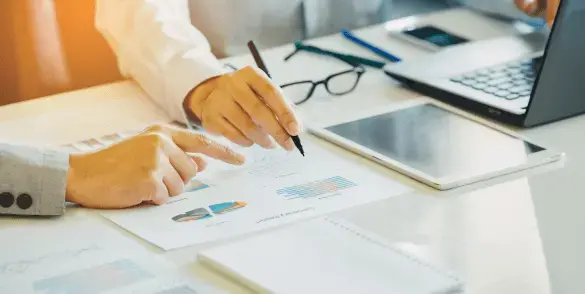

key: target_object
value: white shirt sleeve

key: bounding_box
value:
[457,0,535,21]
[95,0,229,123]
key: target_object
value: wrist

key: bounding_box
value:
[183,91,202,126]
[185,76,220,121]
[65,154,80,203]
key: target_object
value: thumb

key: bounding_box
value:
[189,154,208,172]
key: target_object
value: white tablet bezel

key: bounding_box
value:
[307,98,564,190]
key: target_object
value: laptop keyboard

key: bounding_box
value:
[450,57,542,100]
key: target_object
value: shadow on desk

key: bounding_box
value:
[0,0,123,106]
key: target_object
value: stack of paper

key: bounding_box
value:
[199,217,463,294]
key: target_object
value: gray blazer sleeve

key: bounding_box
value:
[0,143,69,216]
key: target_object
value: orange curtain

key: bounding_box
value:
[14,0,71,99]
[0,0,121,106]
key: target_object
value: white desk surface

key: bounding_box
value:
[0,8,582,294]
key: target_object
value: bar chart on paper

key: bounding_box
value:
[277,176,357,199]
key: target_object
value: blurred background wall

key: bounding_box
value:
[0,0,453,106]
[0,0,122,106]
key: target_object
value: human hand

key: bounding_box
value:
[65,124,244,209]
[186,66,301,151]
[515,0,560,26]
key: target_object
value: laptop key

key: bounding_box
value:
[513,79,530,85]
[498,83,514,90]
[450,77,465,83]
[475,76,489,83]
[509,85,532,93]
[461,79,477,86]
[494,90,511,97]
[472,83,488,90]
[505,93,520,100]
[520,90,532,96]
[487,77,511,86]
[505,68,522,75]
[510,73,526,80]
[483,87,499,94]
[487,72,507,79]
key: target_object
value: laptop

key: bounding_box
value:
[383,0,585,127]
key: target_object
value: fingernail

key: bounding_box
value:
[288,122,300,135]
[235,154,246,164]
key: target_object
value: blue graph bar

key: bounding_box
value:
[276,176,357,199]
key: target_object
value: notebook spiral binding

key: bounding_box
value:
[323,217,463,293]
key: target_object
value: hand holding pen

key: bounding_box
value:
[248,40,305,156]
[186,46,303,153]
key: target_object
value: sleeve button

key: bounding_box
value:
[0,192,14,208]
[16,194,33,210]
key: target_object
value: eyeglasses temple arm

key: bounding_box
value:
[288,42,385,69]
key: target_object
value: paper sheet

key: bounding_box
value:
[101,136,412,250]
[0,219,221,294]
[199,217,462,294]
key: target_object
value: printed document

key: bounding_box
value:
[101,136,413,250]
[0,219,221,294]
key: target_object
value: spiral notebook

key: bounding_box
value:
[198,217,463,294]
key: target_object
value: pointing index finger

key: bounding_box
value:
[172,130,245,165]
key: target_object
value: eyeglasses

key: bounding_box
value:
[280,45,365,105]
[223,44,366,105]
[279,66,365,105]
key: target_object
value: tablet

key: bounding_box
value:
[308,100,563,190]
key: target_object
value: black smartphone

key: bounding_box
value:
[396,25,470,51]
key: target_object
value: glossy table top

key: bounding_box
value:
[0,8,582,294]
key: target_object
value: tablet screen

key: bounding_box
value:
[325,104,545,179]
[402,25,469,47]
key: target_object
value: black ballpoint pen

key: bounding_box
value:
[247,40,305,156]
